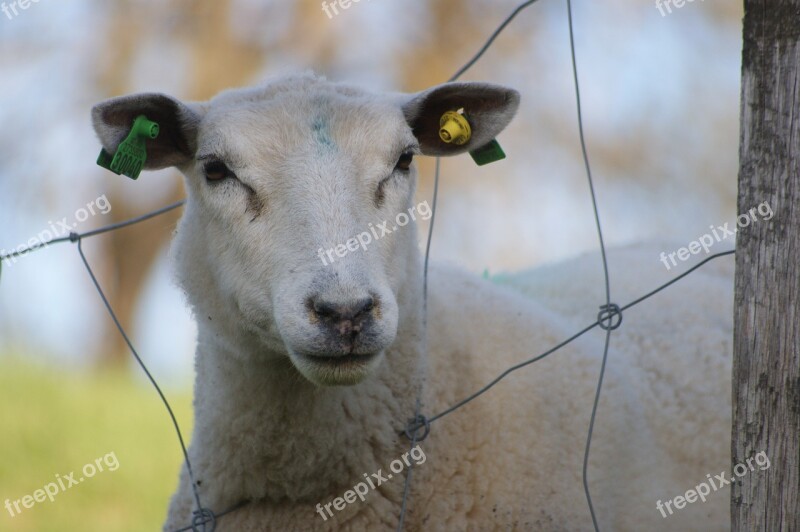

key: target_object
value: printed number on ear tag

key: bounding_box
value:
[97,115,160,180]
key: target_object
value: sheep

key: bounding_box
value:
[91,73,733,531]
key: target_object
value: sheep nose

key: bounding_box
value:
[311,296,375,336]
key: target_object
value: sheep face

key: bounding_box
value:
[91,74,519,386]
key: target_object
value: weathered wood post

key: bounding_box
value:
[733,1,800,530]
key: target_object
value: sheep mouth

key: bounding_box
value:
[301,352,378,366]
[291,351,383,386]
[303,353,378,373]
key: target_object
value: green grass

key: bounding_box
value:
[0,358,192,531]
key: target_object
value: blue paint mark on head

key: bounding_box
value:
[311,113,335,150]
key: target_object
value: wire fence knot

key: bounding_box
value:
[191,508,216,532]
[597,303,622,331]
[403,414,430,442]
[68,232,80,243]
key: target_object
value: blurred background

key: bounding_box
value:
[0,0,742,529]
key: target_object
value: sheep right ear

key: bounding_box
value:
[91,93,204,170]
[401,82,520,157]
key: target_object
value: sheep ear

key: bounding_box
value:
[401,82,520,157]
[91,93,204,170]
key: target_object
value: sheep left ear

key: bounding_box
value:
[401,82,520,157]
[91,93,205,171]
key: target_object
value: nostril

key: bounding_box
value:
[313,300,339,319]
[345,297,375,322]
[356,296,375,317]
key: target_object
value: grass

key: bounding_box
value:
[0,357,192,531]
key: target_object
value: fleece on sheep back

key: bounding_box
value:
[412,243,732,531]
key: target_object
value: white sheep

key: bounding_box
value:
[91,73,733,531]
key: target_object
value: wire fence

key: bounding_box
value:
[0,1,736,531]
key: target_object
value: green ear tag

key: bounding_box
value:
[97,115,160,180]
[469,139,506,166]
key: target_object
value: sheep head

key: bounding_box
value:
[91,74,519,386]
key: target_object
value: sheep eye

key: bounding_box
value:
[204,160,235,182]
[395,152,414,172]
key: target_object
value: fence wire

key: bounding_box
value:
[0,1,736,531]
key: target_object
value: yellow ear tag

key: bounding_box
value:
[439,110,472,145]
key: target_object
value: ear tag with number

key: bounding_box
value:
[97,115,160,180]
[438,110,506,166]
